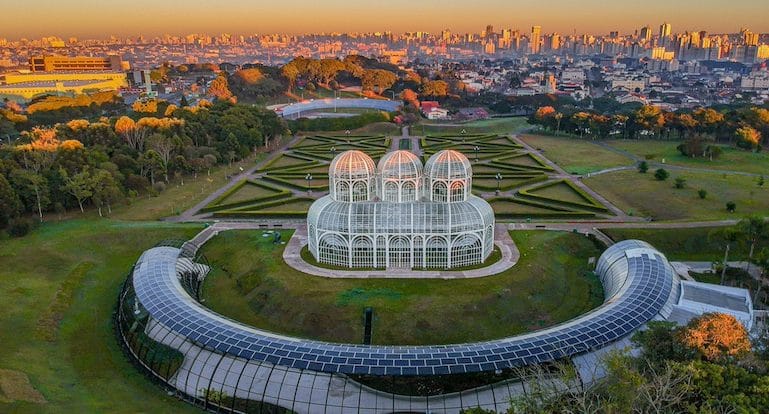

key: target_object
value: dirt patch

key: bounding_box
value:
[0,369,47,404]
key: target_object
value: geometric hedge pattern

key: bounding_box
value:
[201,132,613,220]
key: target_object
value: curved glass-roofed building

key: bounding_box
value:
[117,238,681,413]
[308,149,494,269]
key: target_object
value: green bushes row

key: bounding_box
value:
[201,180,292,213]
[516,180,609,213]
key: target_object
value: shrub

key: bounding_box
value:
[8,217,34,237]
[726,201,736,212]
[638,160,648,173]
[674,177,686,189]
[759,176,765,187]
[152,181,166,193]
[654,168,669,181]
[698,189,707,199]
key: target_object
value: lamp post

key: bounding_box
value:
[305,173,313,194]
[330,146,336,156]
[474,145,480,162]
[495,173,503,195]
[461,129,466,143]
[345,130,351,143]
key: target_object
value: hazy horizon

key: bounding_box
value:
[1,0,767,40]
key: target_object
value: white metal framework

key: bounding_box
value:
[308,149,495,269]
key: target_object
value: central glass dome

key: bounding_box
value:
[378,150,423,202]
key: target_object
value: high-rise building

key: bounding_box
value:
[640,26,653,42]
[531,25,542,54]
[659,23,672,39]
[485,25,494,38]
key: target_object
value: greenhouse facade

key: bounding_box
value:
[306,149,496,269]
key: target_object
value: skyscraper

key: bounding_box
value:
[640,26,652,42]
[531,25,542,54]
[659,22,672,39]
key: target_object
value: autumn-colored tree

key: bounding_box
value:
[692,108,724,135]
[735,126,761,151]
[115,116,147,151]
[164,104,178,117]
[421,80,450,97]
[534,106,556,120]
[209,75,234,101]
[132,99,158,114]
[16,127,84,153]
[635,105,665,137]
[66,119,90,131]
[680,313,751,361]
[400,89,419,108]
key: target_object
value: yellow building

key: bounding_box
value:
[0,72,128,100]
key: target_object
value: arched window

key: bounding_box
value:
[383,181,399,202]
[401,181,416,202]
[450,181,465,202]
[388,236,411,269]
[336,181,350,202]
[352,181,369,202]
[318,233,348,267]
[432,181,448,202]
[351,236,374,268]
[450,234,483,267]
[425,236,448,268]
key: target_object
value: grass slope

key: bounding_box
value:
[0,220,202,413]
[200,230,604,346]
[584,170,768,221]
[520,134,633,174]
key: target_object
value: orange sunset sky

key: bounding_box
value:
[1,0,766,39]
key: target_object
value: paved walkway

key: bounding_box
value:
[169,135,304,222]
[282,224,520,279]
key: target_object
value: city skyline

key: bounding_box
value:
[1,0,768,40]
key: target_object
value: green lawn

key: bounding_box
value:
[606,139,769,176]
[584,170,769,221]
[520,134,633,174]
[0,220,202,413]
[600,227,750,262]
[200,229,604,346]
[419,117,529,135]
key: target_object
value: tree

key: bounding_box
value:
[680,313,751,361]
[692,108,724,135]
[638,160,649,173]
[674,177,686,189]
[654,168,669,181]
[698,189,707,199]
[209,75,234,101]
[360,69,397,93]
[0,173,22,227]
[735,126,761,151]
[635,105,665,138]
[115,116,148,151]
[131,99,158,114]
[139,150,165,186]
[59,168,93,213]
[10,167,50,222]
[710,227,741,284]
[738,216,769,268]
[90,169,121,217]
[726,201,736,213]
[147,133,177,182]
[400,89,419,108]
[421,80,449,97]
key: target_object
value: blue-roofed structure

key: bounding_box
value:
[117,239,680,413]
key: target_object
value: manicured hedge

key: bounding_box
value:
[201,179,292,213]
[517,180,609,213]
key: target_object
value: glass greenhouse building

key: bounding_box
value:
[306,149,495,269]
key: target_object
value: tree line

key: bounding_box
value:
[0,99,286,234]
[531,104,769,152]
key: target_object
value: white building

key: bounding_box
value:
[307,150,495,269]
